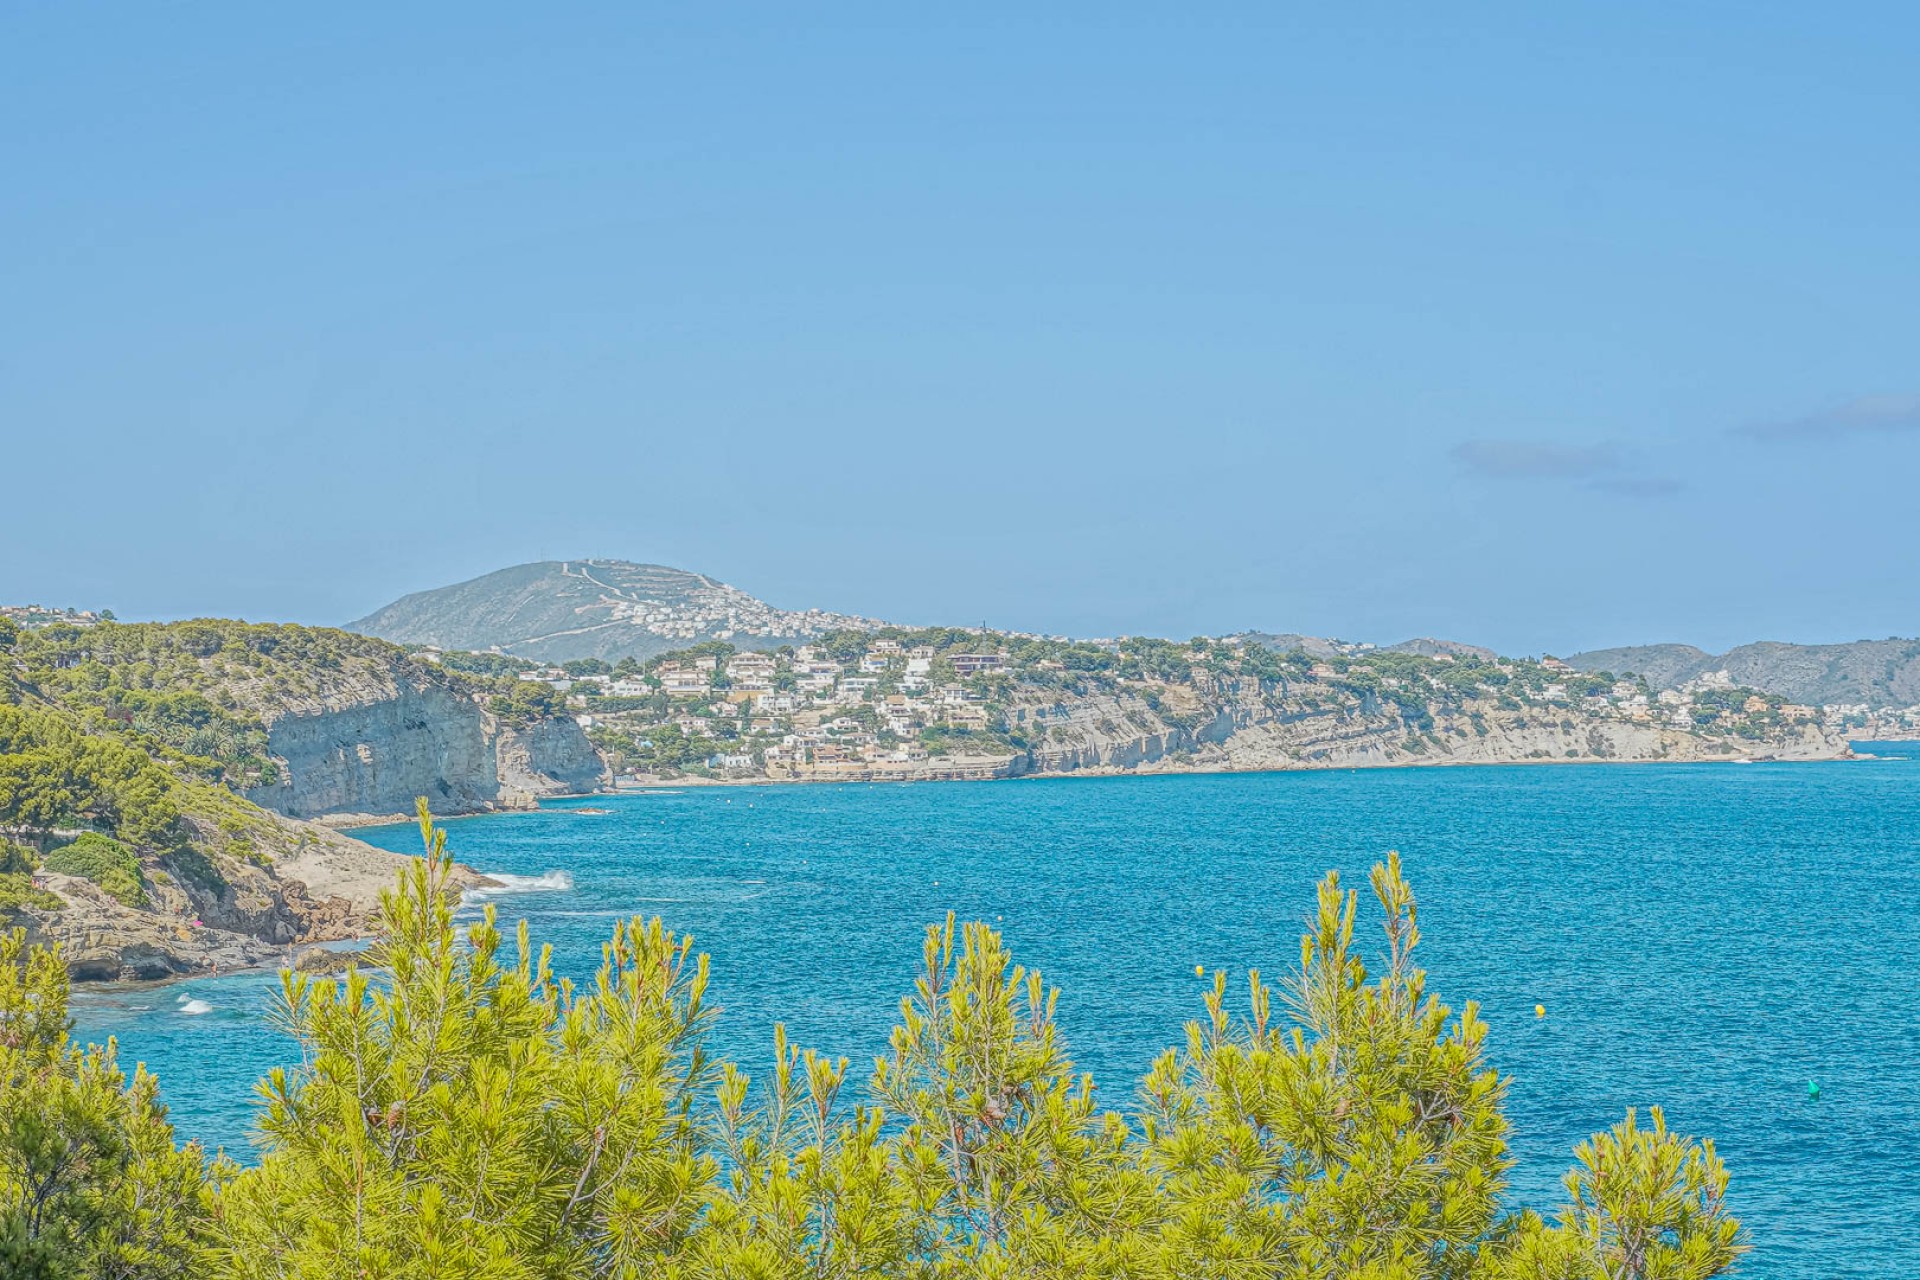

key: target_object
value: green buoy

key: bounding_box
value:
[1808,1080,1820,1100]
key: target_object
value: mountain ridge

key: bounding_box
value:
[1563,638,1920,707]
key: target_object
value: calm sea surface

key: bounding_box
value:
[73,749,1920,1277]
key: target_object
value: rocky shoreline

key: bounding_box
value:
[605,733,1859,790]
[15,815,495,985]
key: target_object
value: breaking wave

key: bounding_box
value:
[463,870,576,904]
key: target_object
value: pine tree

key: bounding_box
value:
[0,929,207,1279]
[205,802,717,1279]
[4,801,1749,1279]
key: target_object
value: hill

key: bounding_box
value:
[1382,637,1498,661]
[347,559,888,663]
[1564,638,1920,707]
[1,616,604,978]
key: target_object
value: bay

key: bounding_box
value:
[72,750,1920,1276]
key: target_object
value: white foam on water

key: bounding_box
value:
[463,870,576,904]
[178,999,213,1016]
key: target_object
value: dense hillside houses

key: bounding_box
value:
[1,603,109,630]
[442,628,1856,784]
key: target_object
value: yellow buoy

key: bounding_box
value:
[1535,1004,1546,1018]
[1195,964,1205,976]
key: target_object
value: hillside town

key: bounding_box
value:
[461,636,1015,779]
[0,603,109,630]
[427,630,1897,783]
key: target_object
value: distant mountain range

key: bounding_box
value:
[1562,639,1920,708]
[346,560,887,663]
[342,559,1920,708]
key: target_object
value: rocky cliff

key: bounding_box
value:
[1001,675,1846,779]
[764,651,1851,785]
[7,792,477,983]
[12,618,608,822]
[4,618,598,980]
[241,674,605,820]
[24,825,363,981]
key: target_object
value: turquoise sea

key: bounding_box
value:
[72,749,1920,1277]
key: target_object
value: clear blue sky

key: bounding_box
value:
[5,4,1916,656]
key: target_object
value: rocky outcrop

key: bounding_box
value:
[490,711,607,807]
[15,809,492,983]
[243,666,606,820]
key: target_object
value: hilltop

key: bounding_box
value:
[346,560,888,664]
[1564,638,1920,708]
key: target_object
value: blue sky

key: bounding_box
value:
[4,4,1915,656]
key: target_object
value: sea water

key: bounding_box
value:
[71,751,1920,1276]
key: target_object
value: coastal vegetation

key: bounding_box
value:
[0,804,1747,1279]
[0,702,185,853]
[38,832,148,908]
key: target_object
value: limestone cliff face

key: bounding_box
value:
[240,664,606,820]
[488,711,609,807]
[1000,675,1850,778]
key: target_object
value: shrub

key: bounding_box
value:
[41,831,148,908]
[0,928,206,1273]
[0,872,62,917]
[0,838,35,875]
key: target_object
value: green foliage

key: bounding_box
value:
[0,808,1749,1278]
[435,650,534,679]
[0,704,183,852]
[682,852,1747,1279]
[0,929,208,1278]
[614,722,723,772]
[0,873,63,917]
[486,680,569,724]
[1490,1108,1744,1279]
[41,833,148,909]
[206,801,717,1277]
[6,620,409,788]
[0,838,35,875]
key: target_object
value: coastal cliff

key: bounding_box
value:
[241,676,605,820]
[754,679,1848,785]
[1002,676,1846,778]
[0,617,607,822]
[1,618,583,980]
[598,632,1856,786]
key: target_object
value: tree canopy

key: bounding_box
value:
[1,805,1747,1279]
